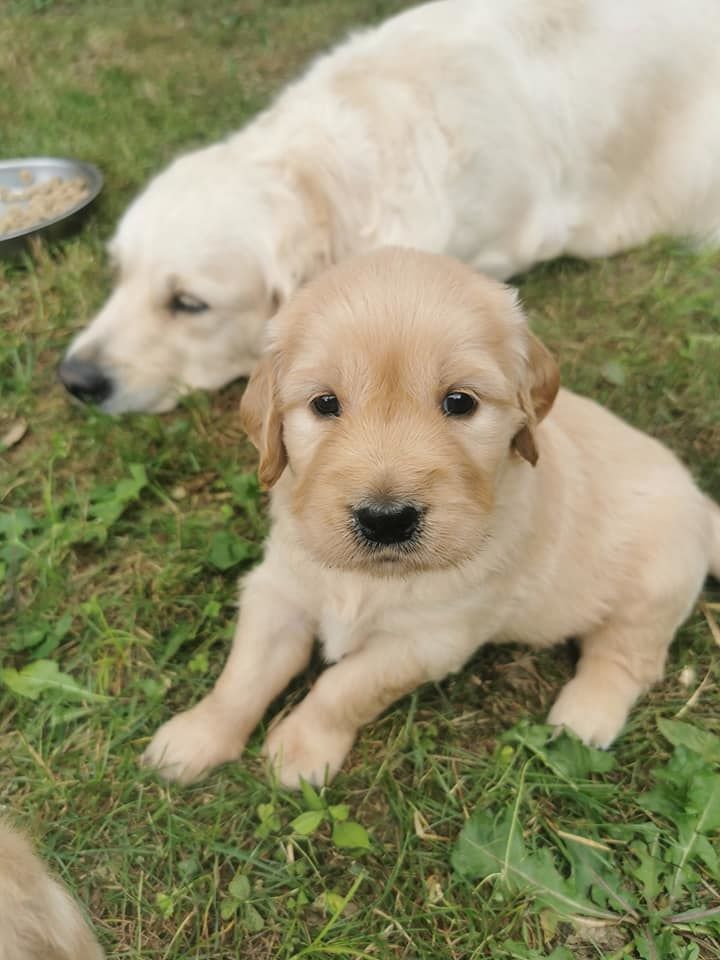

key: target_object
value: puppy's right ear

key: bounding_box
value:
[240,351,287,487]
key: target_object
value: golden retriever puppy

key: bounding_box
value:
[0,821,103,960]
[143,249,720,787]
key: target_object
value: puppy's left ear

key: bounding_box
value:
[240,351,287,487]
[513,331,560,466]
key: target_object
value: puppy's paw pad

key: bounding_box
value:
[141,703,243,784]
[263,713,355,789]
[547,679,629,749]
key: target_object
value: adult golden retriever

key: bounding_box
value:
[60,0,720,413]
[143,249,720,787]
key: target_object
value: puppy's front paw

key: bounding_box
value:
[141,699,245,784]
[263,709,356,789]
[547,677,632,748]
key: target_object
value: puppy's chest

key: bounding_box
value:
[317,585,389,663]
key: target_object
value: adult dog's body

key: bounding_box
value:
[142,249,720,788]
[0,822,103,960]
[61,0,720,413]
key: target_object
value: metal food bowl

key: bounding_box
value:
[0,157,103,257]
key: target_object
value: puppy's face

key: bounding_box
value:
[58,147,283,414]
[241,249,559,576]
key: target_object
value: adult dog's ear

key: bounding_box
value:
[240,351,287,487]
[513,331,560,466]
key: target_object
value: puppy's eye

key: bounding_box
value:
[311,393,341,417]
[442,391,477,417]
[169,292,209,314]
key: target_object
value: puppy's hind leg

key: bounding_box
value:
[142,558,316,784]
[549,514,711,748]
[547,616,679,748]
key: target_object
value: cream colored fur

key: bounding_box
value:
[142,249,719,788]
[0,821,103,960]
[63,0,720,412]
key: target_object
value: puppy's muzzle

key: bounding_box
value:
[351,501,423,547]
[58,356,113,405]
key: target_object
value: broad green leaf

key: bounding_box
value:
[154,891,175,919]
[299,777,324,811]
[502,721,615,781]
[255,802,281,839]
[188,652,209,675]
[601,359,627,386]
[33,611,73,659]
[0,508,35,542]
[128,463,147,485]
[140,677,165,700]
[634,929,697,960]
[452,809,616,920]
[9,625,50,653]
[1,659,107,703]
[329,803,350,822]
[207,530,257,571]
[228,472,263,527]
[257,802,277,823]
[244,903,264,932]
[547,732,615,778]
[159,623,195,665]
[562,839,638,917]
[228,874,251,901]
[669,772,720,898]
[177,857,200,880]
[629,840,664,906]
[88,463,148,532]
[0,508,36,566]
[220,897,239,920]
[8,612,73,656]
[639,747,707,821]
[658,719,720,764]
[686,770,720,832]
[639,746,720,901]
[315,891,346,915]
[692,834,719,874]
[331,820,370,850]
[290,809,324,836]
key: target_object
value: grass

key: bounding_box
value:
[1,2,720,958]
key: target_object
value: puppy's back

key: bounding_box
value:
[0,821,103,960]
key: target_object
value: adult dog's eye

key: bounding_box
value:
[311,393,341,417]
[169,292,209,314]
[442,391,477,416]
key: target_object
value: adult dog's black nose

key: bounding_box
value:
[58,357,113,405]
[353,502,422,546]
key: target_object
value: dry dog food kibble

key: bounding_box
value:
[0,174,90,236]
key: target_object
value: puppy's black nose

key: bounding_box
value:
[58,357,113,405]
[353,502,422,546]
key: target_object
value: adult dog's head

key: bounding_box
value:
[241,248,559,576]
[58,142,326,414]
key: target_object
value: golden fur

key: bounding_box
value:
[143,248,720,788]
[0,821,103,960]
